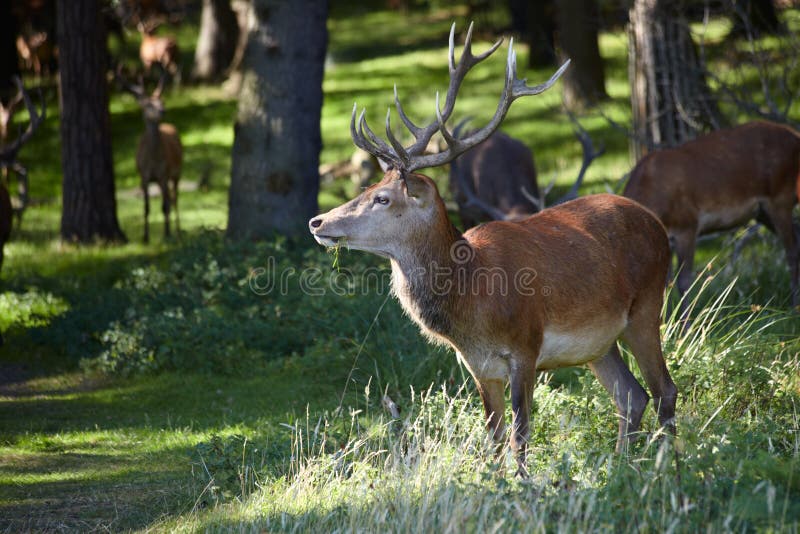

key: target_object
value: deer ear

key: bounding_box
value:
[376,157,392,173]
[403,174,435,205]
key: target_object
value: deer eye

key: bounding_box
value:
[374,195,390,205]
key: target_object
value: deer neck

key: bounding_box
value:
[142,119,163,151]
[389,209,471,340]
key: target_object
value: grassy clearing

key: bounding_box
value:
[1,2,800,532]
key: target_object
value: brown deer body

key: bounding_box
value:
[309,25,677,475]
[449,130,539,228]
[624,121,800,306]
[120,74,182,242]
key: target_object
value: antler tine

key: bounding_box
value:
[552,112,605,205]
[349,104,400,168]
[385,109,411,167]
[393,85,422,137]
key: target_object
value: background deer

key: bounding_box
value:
[0,77,44,271]
[449,129,539,227]
[138,20,181,85]
[309,24,677,475]
[623,121,800,309]
[119,73,182,243]
[451,113,604,226]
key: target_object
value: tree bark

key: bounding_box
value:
[557,0,608,110]
[508,0,557,68]
[57,0,126,242]
[0,1,20,98]
[628,0,726,161]
[192,0,240,81]
[227,0,328,239]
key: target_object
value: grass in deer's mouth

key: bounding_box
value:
[327,238,347,271]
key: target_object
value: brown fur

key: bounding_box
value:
[140,32,180,78]
[624,120,800,307]
[310,170,677,473]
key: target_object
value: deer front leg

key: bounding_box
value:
[143,183,150,243]
[474,377,506,452]
[509,360,536,477]
[671,229,697,324]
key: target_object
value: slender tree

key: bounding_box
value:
[227,0,328,239]
[628,0,726,160]
[192,0,240,81]
[58,0,125,242]
[556,0,608,110]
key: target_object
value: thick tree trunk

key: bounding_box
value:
[0,1,20,98]
[508,0,557,68]
[57,0,126,242]
[192,0,239,81]
[227,0,328,239]
[628,0,726,160]
[557,0,608,110]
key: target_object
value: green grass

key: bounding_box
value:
[1,2,800,532]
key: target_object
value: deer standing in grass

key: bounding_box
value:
[624,121,800,309]
[309,24,677,475]
[120,74,182,243]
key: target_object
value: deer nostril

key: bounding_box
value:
[310,218,322,229]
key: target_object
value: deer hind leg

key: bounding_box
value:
[143,183,150,243]
[588,344,649,453]
[509,361,536,477]
[759,201,799,306]
[623,301,678,436]
[160,181,171,238]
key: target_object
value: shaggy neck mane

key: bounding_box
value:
[389,206,473,339]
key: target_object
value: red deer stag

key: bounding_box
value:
[0,78,45,271]
[451,113,604,226]
[624,121,800,309]
[309,24,677,475]
[119,72,182,243]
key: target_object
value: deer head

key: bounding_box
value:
[310,23,569,253]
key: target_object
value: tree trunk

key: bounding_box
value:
[730,0,782,38]
[227,0,328,239]
[557,0,608,110]
[192,0,240,81]
[508,0,557,68]
[0,1,20,98]
[57,0,126,242]
[628,0,726,161]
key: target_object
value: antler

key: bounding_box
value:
[0,77,46,164]
[557,111,605,204]
[351,22,570,173]
[521,112,604,210]
[115,65,147,99]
